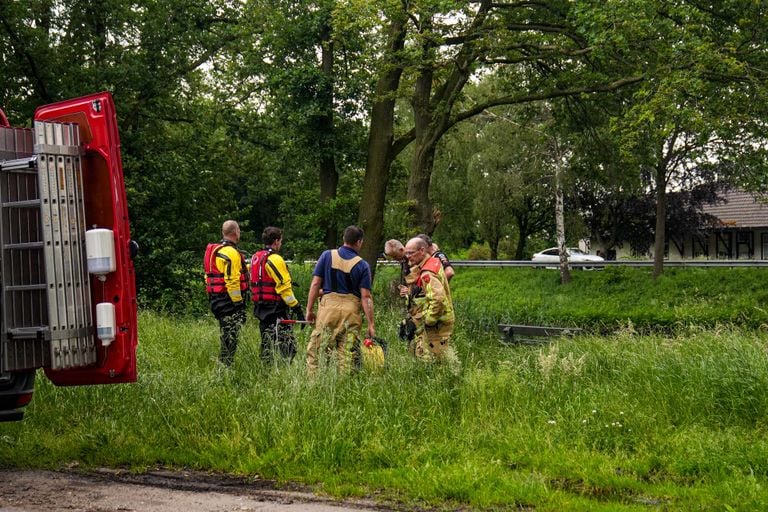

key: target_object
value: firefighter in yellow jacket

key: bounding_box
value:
[204,220,248,366]
[250,226,304,364]
[403,237,458,368]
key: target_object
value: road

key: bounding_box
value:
[0,469,396,512]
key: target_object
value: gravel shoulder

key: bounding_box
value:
[0,468,398,512]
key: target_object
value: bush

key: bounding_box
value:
[466,242,491,260]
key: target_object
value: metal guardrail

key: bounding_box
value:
[448,259,768,268]
[304,259,768,268]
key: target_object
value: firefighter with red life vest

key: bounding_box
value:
[204,220,248,366]
[403,236,459,369]
[250,226,304,364]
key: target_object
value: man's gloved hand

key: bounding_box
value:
[399,318,416,341]
[291,304,306,328]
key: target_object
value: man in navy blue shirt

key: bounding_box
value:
[305,225,375,374]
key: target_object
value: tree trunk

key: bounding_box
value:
[357,18,407,275]
[556,182,571,283]
[318,35,338,249]
[514,214,529,260]
[555,148,571,284]
[318,154,338,248]
[88,5,107,66]
[361,0,500,263]
[407,142,438,234]
[406,14,440,235]
[652,164,668,279]
[358,0,496,268]
[490,236,499,260]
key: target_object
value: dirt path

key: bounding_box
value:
[0,469,397,512]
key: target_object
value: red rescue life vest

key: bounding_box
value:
[250,249,281,303]
[204,241,247,295]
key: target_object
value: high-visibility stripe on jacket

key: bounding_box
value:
[412,255,453,326]
[250,249,282,303]
[204,241,247,296]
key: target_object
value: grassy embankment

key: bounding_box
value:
[2,266,768,511]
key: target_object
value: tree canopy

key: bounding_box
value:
[1,0,766,306]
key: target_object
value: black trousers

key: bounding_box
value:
[258,309,297,364]
[217,307,246,366]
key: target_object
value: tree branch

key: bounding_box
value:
[483,45,593,65]
[503,23,588,48]
[392,129,416,157]
[446,75,645,136]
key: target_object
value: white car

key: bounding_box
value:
[531,247,605,269]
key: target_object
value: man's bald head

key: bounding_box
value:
[404,237,428,265]
[405,237,428,251]
[222,220,241,242]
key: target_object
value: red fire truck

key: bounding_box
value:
[0,92,138,421]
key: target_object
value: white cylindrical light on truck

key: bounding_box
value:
[85,228,116,275]
[96,302,116,346]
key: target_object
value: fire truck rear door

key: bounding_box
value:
[35,92,138,386]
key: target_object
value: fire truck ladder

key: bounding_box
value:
[0,121,94,372]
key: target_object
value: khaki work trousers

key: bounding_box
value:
[413,321,460,371]
[307,293,362,374]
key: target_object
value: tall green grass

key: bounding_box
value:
[451,266,768,330]
[2,308,768,511]
[147,261,768,331]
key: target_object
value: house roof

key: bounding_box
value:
[702,190,768,228]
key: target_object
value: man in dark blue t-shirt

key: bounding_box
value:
[305,225,375,374]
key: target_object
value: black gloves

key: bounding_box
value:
[290,304,306,327]
[398,318,416,341]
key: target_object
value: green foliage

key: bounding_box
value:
[566,0,768,272]
[382,199,416,246]
[4,309,768,510]
[466,242,492,261]
[0,0,372,307]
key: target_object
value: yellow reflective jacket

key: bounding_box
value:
[211,244,247,303]
[410,256,454,326]
[264,252,299,307]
